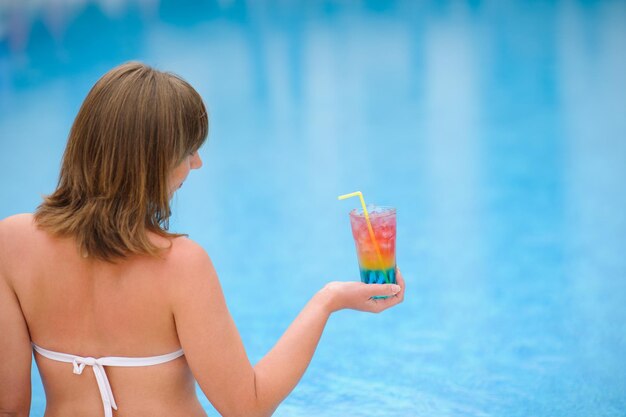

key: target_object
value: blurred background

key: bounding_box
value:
[1,0,625,416]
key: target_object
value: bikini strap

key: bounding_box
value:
[32,343,184,417]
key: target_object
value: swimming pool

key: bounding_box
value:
[1,1,625,415]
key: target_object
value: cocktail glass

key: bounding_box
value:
[349,206,396,287]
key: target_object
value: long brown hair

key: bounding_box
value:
[34,62,208,262]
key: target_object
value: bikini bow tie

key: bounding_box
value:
[72,356,100,374]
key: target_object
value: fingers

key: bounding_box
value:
[356,283,400,313]
[363,283,401,298]
[395,267,405,287]
[394,267,406,292]
[394,267,405,302]
[367,291,402,313]
[363,267,406,312]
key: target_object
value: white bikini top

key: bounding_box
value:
[32,343,185,417]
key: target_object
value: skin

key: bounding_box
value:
[168,151,203,197]
[0,153,405,417]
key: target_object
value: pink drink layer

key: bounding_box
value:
[349,206,396,272]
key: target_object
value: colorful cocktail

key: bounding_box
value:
[349,206,397,286]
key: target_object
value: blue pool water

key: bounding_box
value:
[1,1,626,416]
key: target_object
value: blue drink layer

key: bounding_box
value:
[359,267,396,284]
[359,268,396,299]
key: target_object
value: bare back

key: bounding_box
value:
[1,214,206,417]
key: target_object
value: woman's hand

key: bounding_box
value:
[319,267,406,314]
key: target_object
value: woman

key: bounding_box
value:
[0,62,405,417]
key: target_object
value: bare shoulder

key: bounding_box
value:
[165,236,212,266]
[0,213,38,259]
[158,237,222,310]
[162,236,218,284]
[0,213,37,234]
[0,214,34,285]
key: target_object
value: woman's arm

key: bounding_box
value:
[0,219,32,417]
[169,238,404,417]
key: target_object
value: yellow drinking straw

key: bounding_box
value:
[338,191,390,283]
